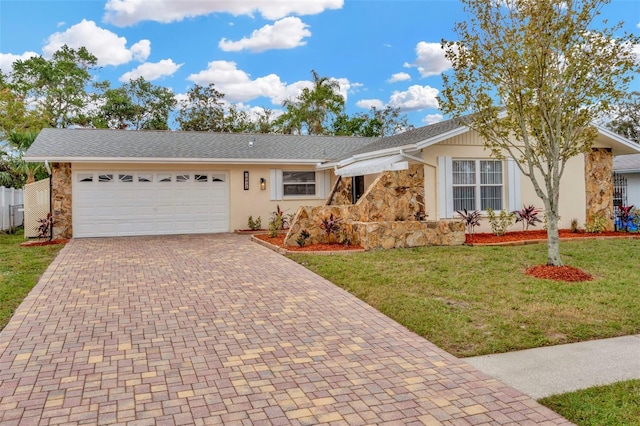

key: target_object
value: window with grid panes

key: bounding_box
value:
[452,160,503,211]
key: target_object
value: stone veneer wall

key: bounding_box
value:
[52,162,73,239]
[326,176,353,206]
[284,164,464,249]
[584,148,614,231]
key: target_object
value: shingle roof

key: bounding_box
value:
[24,128,376,163]
[343,116,468,158]
[614,154,640,172]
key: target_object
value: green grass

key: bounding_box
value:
[539,380,640,425]
[0,230,63,331]
[289,239,640,357]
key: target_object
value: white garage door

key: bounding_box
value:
[73,171,229,237]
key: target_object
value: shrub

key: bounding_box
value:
[268,214,282,237]
[36,213,55,240]
[585,214,607,234]
[247,215,262,231]
[319,213,342,243]
[513,205,542,231]
[270,205,290,230]
[456,209,481,235]
[296,229,310,247]
[486,208,514,236]
[570,218,580,233]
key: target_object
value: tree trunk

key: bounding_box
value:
[544,200,563,266]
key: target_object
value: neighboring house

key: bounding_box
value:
[613,154,640,208]
[24,118,640,240]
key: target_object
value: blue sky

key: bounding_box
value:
[1,0,639,129]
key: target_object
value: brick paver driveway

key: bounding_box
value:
[0,234,570,425]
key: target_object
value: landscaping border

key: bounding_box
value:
[251,235,365,255]
[466,234,640,246]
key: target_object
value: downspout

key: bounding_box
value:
[45,160,53,241]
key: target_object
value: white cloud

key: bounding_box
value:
[388,72,411,83]
[42,20,150,66]
[389,85,439,111]
[119,59,183,82]
[219,17,311,53]
[422,114,444,125]
[406,41,452,78]
[187,61,351,106]
[0,51,38,74]
[104,0,343,26]
[356,99,385,110]
[188,60,289,103]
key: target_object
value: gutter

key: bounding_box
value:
[23,157,326,165]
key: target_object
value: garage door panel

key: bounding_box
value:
[73,171,229,237]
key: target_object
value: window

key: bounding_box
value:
[138,174,152,182]
[176,174,190,183]
[78,174,93,182]
[452,160,503,211]
[158,174,172,183]
[98,174,113,182]
[194,174,208,182]
[283,171,316,196]
[119,174,133,183]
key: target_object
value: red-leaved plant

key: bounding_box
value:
[319,213,342,243]
[513,205,542,231]
[456,209,481,235]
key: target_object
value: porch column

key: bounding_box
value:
[52,162,73,239]
[584,148,614,231]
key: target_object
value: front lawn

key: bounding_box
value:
[0,230,63,331]
[539,380,640,426]
[289,239,640,357]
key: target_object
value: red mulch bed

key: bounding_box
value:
[525,265,593,282]
[466,229,634,244]
[254,234,363,252]
[20,239,69,247]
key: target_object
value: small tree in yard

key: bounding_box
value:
[440,0,639,266]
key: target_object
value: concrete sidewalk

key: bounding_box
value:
[466,334,640,399]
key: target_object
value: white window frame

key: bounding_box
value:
[282,171,317,198]
[440,157,514,218]
[270,169,331,201]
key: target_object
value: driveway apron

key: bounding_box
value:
[0,234,570,425]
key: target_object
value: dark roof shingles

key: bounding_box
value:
[25,128,376,162]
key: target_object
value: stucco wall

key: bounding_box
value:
[72,163,334,233]
[422,131,589,232]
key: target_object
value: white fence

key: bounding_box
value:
[0,186,24,231]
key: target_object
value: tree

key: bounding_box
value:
[439,0,639,266]
[0,82,48,141]
[607,91,640,143]
[0,130,47,188]
[176,84,226,132]
[10,45,99,128]
[333,106,413,137]
[93,77,176,130]
[275,69,345,135]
